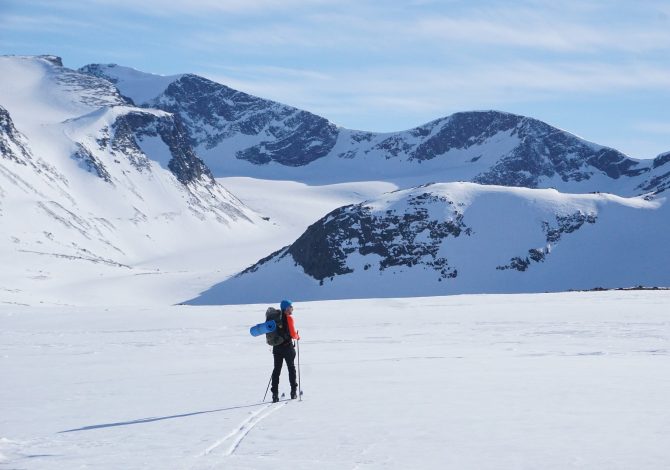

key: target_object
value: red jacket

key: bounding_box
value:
[286,314,300,340]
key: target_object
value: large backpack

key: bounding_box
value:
[265,307,286,346]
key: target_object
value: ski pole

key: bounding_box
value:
[297,333,302,401]
[263,372,272,402]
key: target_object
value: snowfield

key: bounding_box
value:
[2,291,669,469]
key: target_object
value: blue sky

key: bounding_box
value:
[2,0,669,158]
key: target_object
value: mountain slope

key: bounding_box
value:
[79,64,339,174]
[81,64,666,196]
[188,182,669,304]
[0,56,268,305]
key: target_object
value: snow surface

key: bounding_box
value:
[80,64,184,105]
[0,174,392,307]
[2,291,669,469]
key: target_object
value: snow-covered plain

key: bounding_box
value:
[2,291,669,469]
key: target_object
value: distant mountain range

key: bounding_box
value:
[80,62,669,195]
[1,55,668,305]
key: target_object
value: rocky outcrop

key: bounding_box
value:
[497,211,598,272]
[636,151,670,196]
[147,74,339,166]
[0,105,31,165]
[88,109,215,185]
[243,187,471,283]
[72,143,112,183]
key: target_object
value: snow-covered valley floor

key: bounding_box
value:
[2,291,669,469]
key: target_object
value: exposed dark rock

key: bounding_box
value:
[653,151,670,169]
[473,115,645,187]
[237,110,339,166]
[38,55,63,67]
[71,143,112,182]
[528,248,546,263]
[586,148,647,179]
[147,74,339,166]
[412,112,520,161]
[108,112,153,174]
[106,110,214,185]
[543,212,597,244]
[631,152,670,195]
[0,106,31,164]
[246,189,469,282]
[498,211,596,272]
[497,248,546,272]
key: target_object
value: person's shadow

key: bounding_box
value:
[59,402,269,433]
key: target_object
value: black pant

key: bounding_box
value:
[271,342,297,395]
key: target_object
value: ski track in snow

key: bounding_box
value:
[199,401,287,459]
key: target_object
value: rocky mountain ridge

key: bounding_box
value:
[80,63,668,196]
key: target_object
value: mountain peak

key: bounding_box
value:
[79,63,184,105]
[37,55,63,67]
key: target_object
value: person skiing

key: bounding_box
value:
[271,299,300,402]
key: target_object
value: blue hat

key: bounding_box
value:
[280,299,292,312]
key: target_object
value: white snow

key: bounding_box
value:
[2,55,670,470]
[84,64,184,105]
[1,291,669,469]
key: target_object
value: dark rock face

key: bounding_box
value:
[411,112,520,161]
[237,110,339,166]
[472,115,645,187]
[338,111,650,191]
[0,106,31,164]
[335,111,648,189]
[247,188,470,282]
[149,74,339,166]
[543,212,597,244]
[106,112,154,174]
[638,170,670,196]
[72,143,112,182]
[653,151,670,169]
[636,152,670,196]
[586,149,647,179]
[497,211,597,271]
[38,55,63,67]
[102,110,214,185]
[163,115,214,185]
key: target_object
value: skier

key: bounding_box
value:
[271,299,300,402]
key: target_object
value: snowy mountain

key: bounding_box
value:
[2,55,668,306]
[79,64,339,175]
[639,151,670,195]
[81,63,667,195]
[0,55,269,305]
[188,182,670,304]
